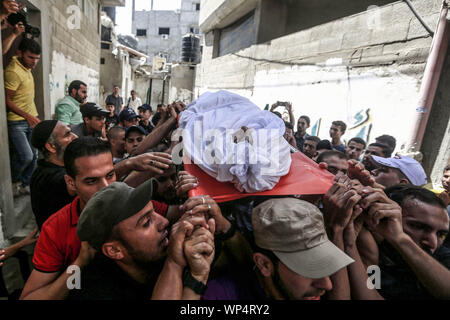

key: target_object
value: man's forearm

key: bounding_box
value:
[390,234,450,299]
[21,271,73,300]
[6,97,29,119]
[152,259,183,300]
[356,228,379,268]
[2,33,17,54]
[133,117,177,156]
[114,158,134,179]
[327,229,351,300]
[123,170,153,187]
[289,109,295,128]
[345,244,384,300]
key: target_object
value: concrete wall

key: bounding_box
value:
[134,74,151,104]
[133,0,201,63]
[135,76,170,107]
[169,64,196,104]
[48,0,101,115]
[196,0,442,158]
[0,37,14,242]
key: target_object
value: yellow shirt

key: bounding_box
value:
[4,56,38,121]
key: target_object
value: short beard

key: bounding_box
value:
[18,57,31,69]
[74,92,83,103]
[271,262,292,300]
[51,140,65,162]
[120,238,163,272]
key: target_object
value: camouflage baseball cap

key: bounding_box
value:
[252,198,354,279]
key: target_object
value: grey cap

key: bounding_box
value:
[77,179,157,251]
[252,198,354,279]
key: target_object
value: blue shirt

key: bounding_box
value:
[333,143,346,154]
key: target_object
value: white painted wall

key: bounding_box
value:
[196,63,420,153]
[49,51,100,115]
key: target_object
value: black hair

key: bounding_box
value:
[299,115,310,126]
[107,126,126,141]
[376,135,396,151]
[316,139,333,151]
[332,120,347,133]
[305,136,320,144]
[316,150,348,163]
[64,137,112,178]
[284,122,293,130]
[252,244,280,265]
[384,184,446,210]
[368,142,392,157]
[68,80,87,96]
[18,38,41,55]
[348,137,367,149]
[444,165,450,172]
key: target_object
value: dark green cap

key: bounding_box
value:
[77,178,157,251]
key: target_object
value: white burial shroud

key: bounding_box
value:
[179,90,292,193]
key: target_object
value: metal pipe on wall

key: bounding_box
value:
[406,1,450,152]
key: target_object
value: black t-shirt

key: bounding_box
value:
[378,241,450,299]
[106,114,119,130]
[139,120,153,135]
[30,160,74,229]
[68,253,161,300]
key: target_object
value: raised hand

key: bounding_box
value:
[129,152,172,175]
[322,174,362,233]
[167,213,210,269]
[358,187,404,242]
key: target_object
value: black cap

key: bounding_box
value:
[77,179,156,251]
[80,103,109,118]
[119,108,140,122]
[125,125,148,138]
[31,120,58,149]
[138,104,152,112]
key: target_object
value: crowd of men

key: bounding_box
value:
[1,1,450,300]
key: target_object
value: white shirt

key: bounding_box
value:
[127,97,142,113]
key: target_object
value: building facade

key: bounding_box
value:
[132,0,202,64]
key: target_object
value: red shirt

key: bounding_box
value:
[33,197,81,273]
[33,198,168,273]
